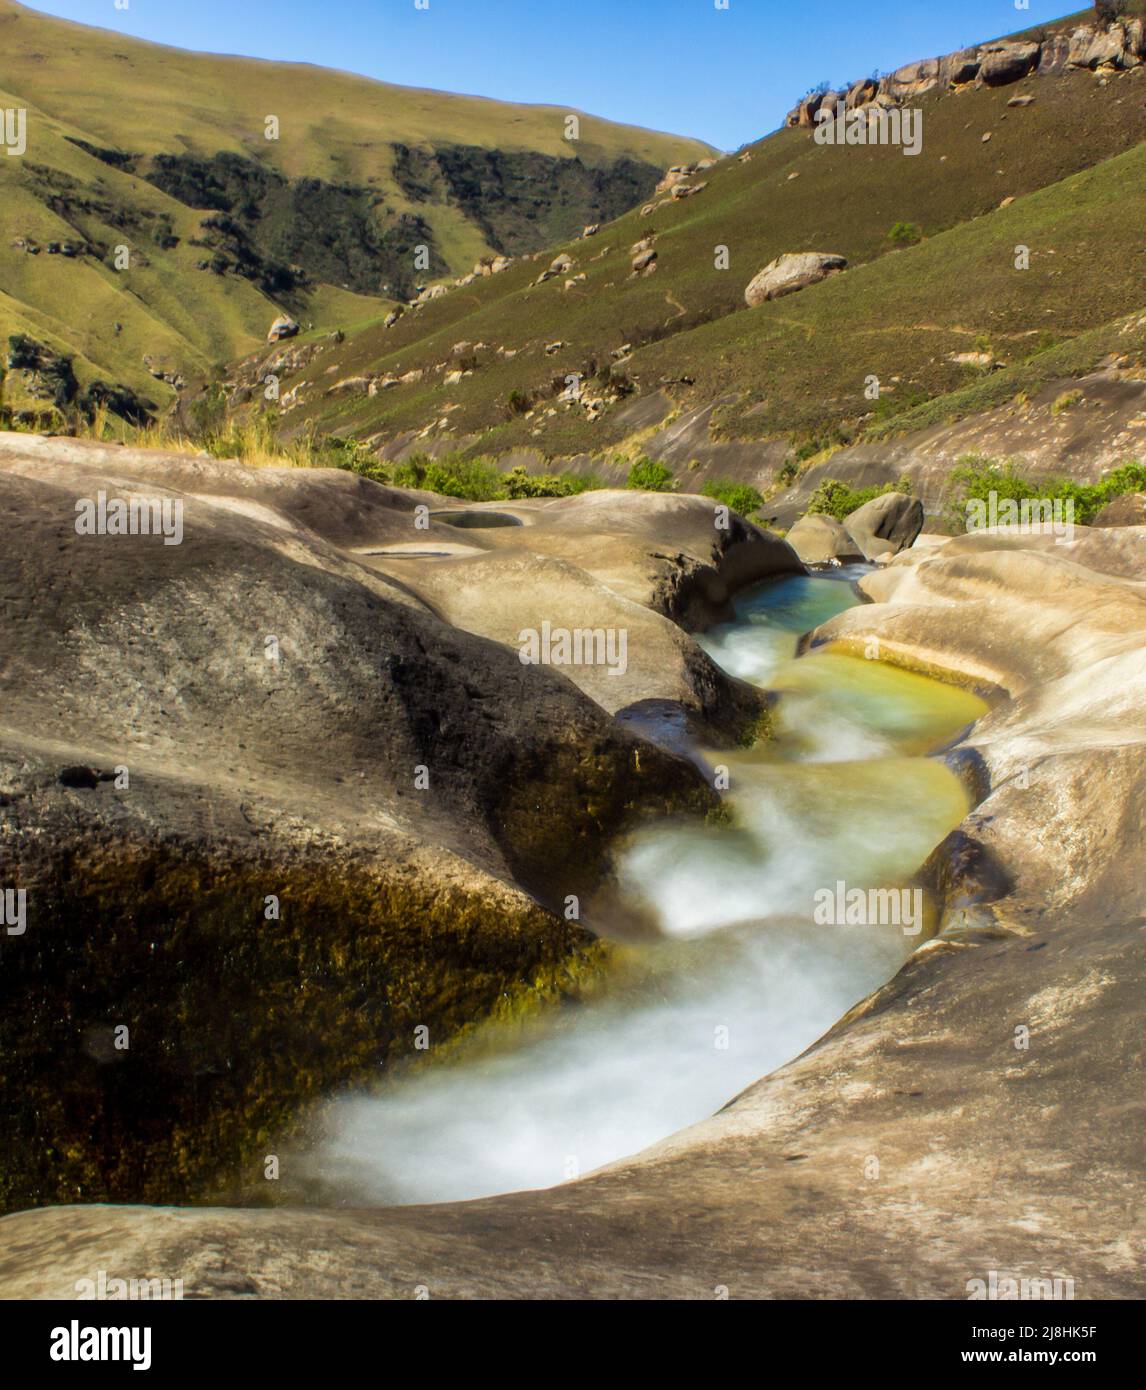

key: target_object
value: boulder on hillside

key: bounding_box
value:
[884,59,939,100]
[266,315,299,343]
[1092,492,1146,528]
[940,47,981,86]
[845,77,878,109]
[1038,32,1073,74]
[744,253,847,307]
[1082,26,1130,70]
[844,491,924,560]
[786,512,863,566]
[978,41,1040,86]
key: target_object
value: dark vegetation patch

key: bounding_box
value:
[2,334,154,426]
[146,151,445,299]
[21,162,179,253]
[392,141,664,255]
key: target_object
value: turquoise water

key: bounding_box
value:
[307,570,983,1204]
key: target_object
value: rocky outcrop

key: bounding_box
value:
[744,253,846,306]
[0,433,724,1212]
[765,365,1146,529]
[785,19,1146,127]
[356,487,803,732]
[5,526,1143,1297]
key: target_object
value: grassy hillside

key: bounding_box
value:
[256,19,1146,478]
[0,0,709,415]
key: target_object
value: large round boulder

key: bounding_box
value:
[843,490,924,560]
[786,512,863,566]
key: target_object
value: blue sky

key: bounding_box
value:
[24,0,1079,149]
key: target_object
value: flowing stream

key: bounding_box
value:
[305,568,985,1205]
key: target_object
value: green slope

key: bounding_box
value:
[0,0,710,416]
[268,38,1146,468]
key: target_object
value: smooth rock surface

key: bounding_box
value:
[4,527,1143,1297]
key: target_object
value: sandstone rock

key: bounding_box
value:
[266,315,299,343]
[1083,26,1128,70]
[843,490,924,560]
[845,77,878,109]
[325,375,372,396]
[1092,492,1146,527]
[655,169,690,195]
[414,284,448,304]
[744,252,846,307]
[632,249,658,273]
[978,41,1039,86]
[1038,32,1073,75]
[940,47,981,86]
[785,512,863,566]
[11,532,1144,1299]
[1068,25,1099,67]
[885,59,938,100]
[790,91,824,127]
[0,433,721,1213]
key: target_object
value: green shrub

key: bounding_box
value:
[947,454,1146,527]
[419,455,505,500]
[887,221,923,248]
[333,450,603,500]
[700,478,765,517]
[503,465,600,498]
[806,476,912,521]
[626,457,676,492]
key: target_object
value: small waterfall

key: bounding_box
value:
[304,569,984,1205]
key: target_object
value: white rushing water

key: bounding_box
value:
[305,571,982,1205]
